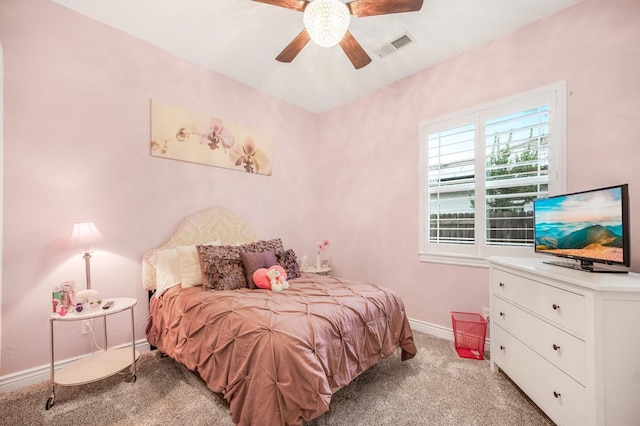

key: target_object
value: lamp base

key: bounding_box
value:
[83,252,92,290]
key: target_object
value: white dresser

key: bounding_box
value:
[489,257,640,426]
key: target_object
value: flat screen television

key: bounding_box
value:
[534,184,630,272]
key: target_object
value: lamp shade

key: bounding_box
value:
[303,0,350,48]
[70,221,104,252]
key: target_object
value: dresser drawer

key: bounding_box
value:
[492,269,586,336]
[491,325,586,426]
[492,296,586,385]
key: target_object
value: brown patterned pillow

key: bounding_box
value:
[247,238,284,254]
[240,250,278,289]
[198,239,284,291]
[197,245,244,291]
[276,249,301,280]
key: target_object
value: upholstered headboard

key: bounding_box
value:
[142,206,257,291]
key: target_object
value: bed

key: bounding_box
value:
[143,206,417,425]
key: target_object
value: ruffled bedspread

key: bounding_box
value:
[146,273,417,425]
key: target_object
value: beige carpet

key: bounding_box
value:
[0,332,554,425]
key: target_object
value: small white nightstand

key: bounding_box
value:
[302,266,332,276]
[46,297,139,410]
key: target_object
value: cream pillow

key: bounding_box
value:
[149,248,181,298]
[177,240,221,288]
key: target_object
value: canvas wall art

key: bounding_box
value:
[150,100,272,175]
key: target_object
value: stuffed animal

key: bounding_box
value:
[267,267,289,292]
[253,265,289,291]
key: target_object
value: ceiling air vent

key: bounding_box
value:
[374,32,416,58]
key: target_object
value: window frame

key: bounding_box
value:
[418,82,567,267]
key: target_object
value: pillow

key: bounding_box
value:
[248,238,284,253]
[276,249,301,280]
[149,248,181,297]
[240,250,278,289]
[198,238,284,291]
[177,240,221,288]
[252,268,271,289]
[197,245,246,291]
[253,265,288,290]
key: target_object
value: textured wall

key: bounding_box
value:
[0,0,315,374]
[312,0,640,331]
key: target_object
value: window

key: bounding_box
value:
[419,82,566,266]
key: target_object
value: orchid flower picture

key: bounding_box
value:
[150,100,272,175]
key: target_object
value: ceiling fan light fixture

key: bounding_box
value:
[303,0,350,48]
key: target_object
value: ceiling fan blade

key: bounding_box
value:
[276,29,311,63]
[251,0,305,12]
[349,0,423,17]
[339,31,372,69]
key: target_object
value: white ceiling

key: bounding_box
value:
[51,0,583,114]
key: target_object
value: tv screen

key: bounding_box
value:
[534,184,630,271]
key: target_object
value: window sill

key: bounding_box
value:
[419,253,489,268]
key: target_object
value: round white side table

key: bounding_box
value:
[46,297,139,410]
[302,266,332,275]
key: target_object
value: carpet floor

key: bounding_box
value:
[0,332,554,425]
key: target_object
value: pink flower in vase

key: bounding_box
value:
[316,240,330,268]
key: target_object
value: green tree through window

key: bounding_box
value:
[472,128,545,211]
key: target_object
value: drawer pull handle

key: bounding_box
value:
[499,312,505,317]
[499,282,505,288]
[500,345,505,351]
[552,303,560,310]
[553,344,560,351]
[553,391,561,399]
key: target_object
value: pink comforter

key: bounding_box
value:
[146,273,417,425]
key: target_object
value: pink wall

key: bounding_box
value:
[1,0,640,378]
[313,0,640,329]
[0,0,316,375]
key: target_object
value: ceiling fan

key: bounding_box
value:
[253,0,424,69]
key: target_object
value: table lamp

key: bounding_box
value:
[70,221,104,290]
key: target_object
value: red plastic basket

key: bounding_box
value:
[451,311,487,360]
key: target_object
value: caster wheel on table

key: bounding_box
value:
[45,395,55,410]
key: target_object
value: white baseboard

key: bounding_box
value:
[409,317,490,350]
[0,339,150,394]
[409,317,455,341]
[1,318,489,394]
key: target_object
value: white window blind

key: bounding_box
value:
[419,82,566,265]
[428,123,476,245]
